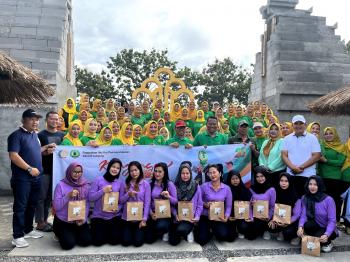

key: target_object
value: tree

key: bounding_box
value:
[197,58,252,105]
[75,66,115,101]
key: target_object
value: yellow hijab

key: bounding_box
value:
[145,120,158,139]
[91,99,102,112]
[188,101,197,121]
[64,121,83,146]
[105,99,115,113]
[322,127,344,154]
[79,93,89,104]
[96,108,108,125]
[170,103,182,121]
[281,122,293,137]
[181,107,191,121]
[120,123,134,145]
[63,98,77,114]
[108,120,120,139]
[58,116,67,131]
[221,118,230,133]
[196,110,205,123]
[83,118,97,139]
[133,124,142,140]
[263,123,281,157]
[307,122,320,133]
[79,102,90,112]
[96,127,113,146]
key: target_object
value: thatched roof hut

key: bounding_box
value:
[0,52,54,105]
[308,86,350,116]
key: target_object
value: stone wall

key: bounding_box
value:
[0,0,76,191]
[249,0,350,141]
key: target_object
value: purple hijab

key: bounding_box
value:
[62,162,89,200]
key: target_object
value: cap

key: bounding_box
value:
[238,120,249,127]
[175,120,186,128]
[253,122,264,129]
[22,109,42,119]
[292,115,306,124]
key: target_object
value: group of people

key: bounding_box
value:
[6,95,350,254]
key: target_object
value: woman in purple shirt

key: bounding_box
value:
[225,170,253,241]
[89,158,125,246]
[195,164,232,245]
[119,161,151,247]
[250,166,276,240]
[268,173,301,245]
[297,176,338,253]
[169,163,203,245]
[146,162,178,243]
[53,162,91,250]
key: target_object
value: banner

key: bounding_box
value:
[53,144,251,191]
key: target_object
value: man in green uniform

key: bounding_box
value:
[193,116,228,146]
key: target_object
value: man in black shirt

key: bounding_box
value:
[35,111,64,232]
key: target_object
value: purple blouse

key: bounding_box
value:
[201,182,232,218]
[150,181,178,217]
[250,187,276,219]
[175,185,203,221]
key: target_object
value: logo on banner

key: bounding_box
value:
[59,150,69,158]
[70,150,80,158]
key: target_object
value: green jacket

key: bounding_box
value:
[319,147,346,180]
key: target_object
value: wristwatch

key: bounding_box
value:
[27,167,33,173]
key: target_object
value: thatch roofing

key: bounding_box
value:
[308,86,350,115]
[0,52,54,105]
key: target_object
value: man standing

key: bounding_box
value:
[35,112,64,232]
[281,115,321,197]
[8,109,53,247]
[166,120,193,149]
[228,120,251,144]
[193,116,228,146]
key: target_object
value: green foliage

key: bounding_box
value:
[75,49,252,106]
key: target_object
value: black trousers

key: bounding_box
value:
[169,221,194,246]
[227,219,256,240]
[343,218,350,227]
[303,220,337,246]
[323,178,345,222]
[268,221,298,241]
[194,215,230,245]
[292,176,309,198]
[121,220,146,247]
[90,216,122,246]
[145,218,172,244]
[53,216,91,250]
[248,219,269,240]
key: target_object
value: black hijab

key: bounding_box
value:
[303,176,328,221]
[175,164,197,201]
[275,173,299,207]
[103,158,123,182]
[225,170,252,201]
[251,166,273,194]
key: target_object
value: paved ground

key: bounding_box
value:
[1,195,350,261]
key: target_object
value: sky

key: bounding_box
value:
[73,0,350,73]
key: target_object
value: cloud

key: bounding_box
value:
[73,0,350,72]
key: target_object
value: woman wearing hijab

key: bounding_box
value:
[95,107,109,126]
[195,164,232,245]
[188,100,197,121]
[297,176,338,253]
[107,110,117,123]
[53,162,91,250]
[96,127,114,146]
[76,93,89,111]
[249,166,276,240]
[307,122,321,139]
[105,99,115,116]
[154,99,164,116]
[109,120,121,140]
[119,123,135,145]
[133,124,142,144]
[146,163,178,244]
[91,99,102,119]
[117,106,126,126]
[157,118,166,131]
[259,123,286,188]
[59,98,77,129]
[225,170,253,240]
[152,109,161,122]
[180,107,194,131]
[61,121,83,146]
[200,101,214,120]
[131,106,145,127]
[57,116,67,133]
[89,158,125,246]
[215,107,225,125]
[170,102,182,121]
[139,121,166,145]
[193,110,206,136]
[221,118,231,136]
[159,127,170,141]
[268,173,302,245]
[164,111,175,138]
[119,161,151,247]
[319,127,346,222]
[226,104,236,120]
[169,163,203,245]
[141,100,152,123]
[72,110,89,136]
[80,118,98,146]
[281,122,293,137]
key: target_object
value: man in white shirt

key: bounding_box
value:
[281,115,321,197]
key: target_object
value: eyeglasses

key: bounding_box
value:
[72,171,83,174]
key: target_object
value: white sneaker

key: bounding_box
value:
[263,231,271,240]
[162,233,169,242]
[12,237,29,248]
[321,242,333,253]
[277,232,284,241]
[290,237,301,246]
[238,233,245,239]
[24,230,43,239]
[187,231,194,243]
